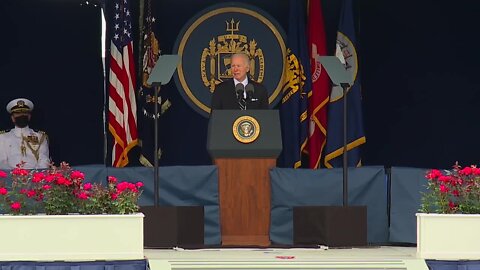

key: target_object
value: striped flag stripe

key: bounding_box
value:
[107,0,138,167]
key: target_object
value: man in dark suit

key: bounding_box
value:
[211,53,269,110]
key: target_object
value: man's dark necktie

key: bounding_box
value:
[235,83,246,110]
[238,97,246,110]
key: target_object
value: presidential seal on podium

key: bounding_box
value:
[232,115,260,144]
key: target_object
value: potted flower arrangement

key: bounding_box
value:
[417,163,480,260]
[0,162,145,261]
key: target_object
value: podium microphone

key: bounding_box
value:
[245,83,256,101]
[235,83,245,100]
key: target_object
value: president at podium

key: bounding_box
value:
[207,52,281,245]
[211,53,269,110]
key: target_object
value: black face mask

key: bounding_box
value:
[14,115,29,128]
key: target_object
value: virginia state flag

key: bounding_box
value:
[279,0,311,168]
[324,0,366,168]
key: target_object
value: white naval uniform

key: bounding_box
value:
[0,126,50,169]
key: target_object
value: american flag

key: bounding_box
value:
[107,0,137,167]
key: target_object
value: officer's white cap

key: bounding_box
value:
[6,98,34,114]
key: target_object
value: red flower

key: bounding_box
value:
[426,169,443,180]
[0,187,7,195]
[452,190,460,197]
[459,166,473,176]
[117,182,128,192]
[26,189,36,198]
[0,170,7,178]
[439,185,449,193]
[117,182,138,193]
[32,172,45,183]
[110,193,118,200]
[108,176,117,184]
[42,184,51,190]
[472,167,480,175]
[45,174,55,183]
[10,202,21,211]
[56,176,71,186]
[12,168,29,176]
[83,183,92,190]
[70,170,85,180]
[77,192,89,200]
[438,176,451,183]
[135,182,144,188]
[449,201,456,210]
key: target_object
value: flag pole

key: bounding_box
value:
[153,85,160,207]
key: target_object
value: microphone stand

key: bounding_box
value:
[313,56,367,247]
[340,82,350,207]
[141,54,181,248]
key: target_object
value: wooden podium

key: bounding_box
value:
[208,110,282,246]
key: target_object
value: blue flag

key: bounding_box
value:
[137,0,172,167]
[279,0,312,168]
[324,0,366,168]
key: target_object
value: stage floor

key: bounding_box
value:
[145,246,428,269]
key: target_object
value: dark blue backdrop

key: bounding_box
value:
[2,0,480,169]
[0,0,104,165]
[360,0,480,168]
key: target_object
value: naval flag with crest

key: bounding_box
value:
[279,0,312,168]
[324,0,366,168]
[307,0,330,169]
[137,0,171,167]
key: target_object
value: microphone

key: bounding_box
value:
[245,83,256,101]
[235,83,245,100]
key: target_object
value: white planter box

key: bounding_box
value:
[0,213,144,261]
[417,213,480,260]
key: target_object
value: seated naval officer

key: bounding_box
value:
[0,98,50,169]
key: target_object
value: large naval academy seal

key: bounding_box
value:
[173,3,286,117]
[232,115,260,143]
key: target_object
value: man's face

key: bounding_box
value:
[231,55,249,82]
[11,112,31,125]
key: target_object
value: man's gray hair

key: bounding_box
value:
[231,53,250,67]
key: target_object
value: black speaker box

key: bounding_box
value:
[293,206,367,247]
[141,206,204,248]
